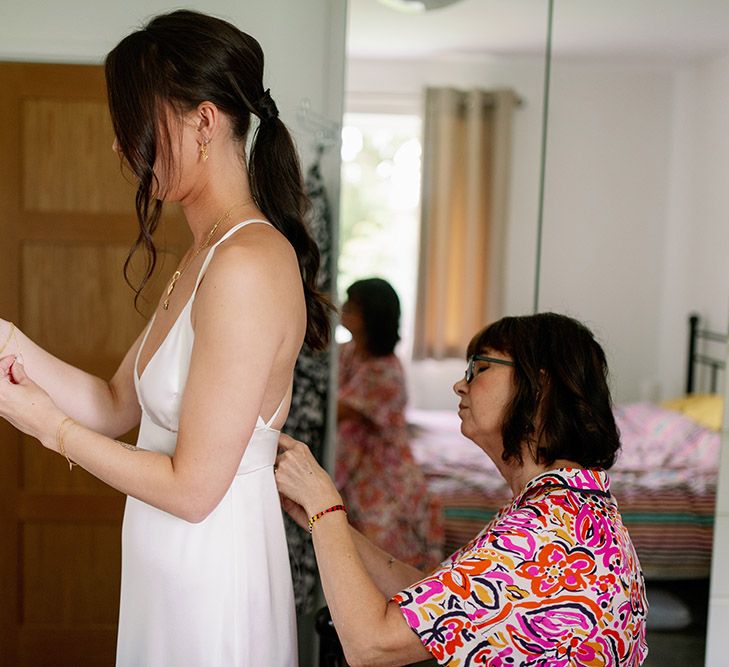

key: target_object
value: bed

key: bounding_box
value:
[407,314,726,580]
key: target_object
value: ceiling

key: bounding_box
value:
[347,0,729,62]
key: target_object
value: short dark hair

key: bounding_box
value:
[346,278,401,357]
[467,312,621,469]
[105,9,331,349]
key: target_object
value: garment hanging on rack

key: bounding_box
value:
[283,147,334,614]
[303,147,333,292]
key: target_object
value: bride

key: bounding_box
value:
[0,9,330,666]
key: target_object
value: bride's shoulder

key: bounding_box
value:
[223,221,296,262]
[195,227,303,319]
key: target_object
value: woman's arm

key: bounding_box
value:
[348,527,424,600]
[0,319,143,437]
[337,399,369,423]
[0,227,304,523]
[283,493,423,599]
[276,436,431,667]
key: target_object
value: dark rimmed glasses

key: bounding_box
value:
[465,354,515,383]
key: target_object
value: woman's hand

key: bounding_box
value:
[275,434,343,521]
[0,355,65,449]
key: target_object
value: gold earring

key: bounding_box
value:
[200,139,209,162]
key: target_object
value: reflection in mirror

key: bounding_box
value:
[343,0,549,362]
[540,3,729,663]
[334,0,550,624]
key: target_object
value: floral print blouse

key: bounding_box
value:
[393,468,648,666]
[336,342,443,569]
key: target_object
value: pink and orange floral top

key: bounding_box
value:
[336,342,443,569]
[393,468,648,666]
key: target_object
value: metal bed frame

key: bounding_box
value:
[687,313,727,394]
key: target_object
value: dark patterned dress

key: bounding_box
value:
[336,342,444,569]
[394,468,648,666]
[283,152,334,613]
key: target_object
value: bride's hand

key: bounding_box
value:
[0,356,65,448]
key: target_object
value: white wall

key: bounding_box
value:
[540,54,729,405]
[539,60,676,403]
[348,55,682,405]
[659,53,729,400]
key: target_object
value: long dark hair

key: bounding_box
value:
[105,9,331,350]
[346,278,401,356]
[467,313,621,469]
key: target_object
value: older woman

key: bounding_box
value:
[275,313,648,666]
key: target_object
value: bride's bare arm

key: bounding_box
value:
[0,319,144,438]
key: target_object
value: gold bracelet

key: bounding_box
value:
[57,417,76,471]
[0,322,15,356]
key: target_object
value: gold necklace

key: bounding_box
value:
[162,206,233,310]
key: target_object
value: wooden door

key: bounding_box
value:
[0,63,186,666]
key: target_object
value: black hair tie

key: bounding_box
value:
[257,88,279,122]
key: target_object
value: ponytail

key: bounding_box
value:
[249,117,333,351]
[106,10,333,347]
[225,72,334,351]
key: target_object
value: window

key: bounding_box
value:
[337,112,422,356]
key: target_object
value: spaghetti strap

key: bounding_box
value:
[190,216,285,429]
[262,389,290,430]
[193,218,272,292]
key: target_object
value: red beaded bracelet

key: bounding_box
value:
[308,504,347,533]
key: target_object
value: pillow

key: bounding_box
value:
[661,393,723,431]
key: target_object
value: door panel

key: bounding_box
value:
[22,98,136,214]
[0,62,186,666]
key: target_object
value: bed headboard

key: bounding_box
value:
[687,314,727,394]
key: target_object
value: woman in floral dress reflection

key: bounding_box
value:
[336,278,443,569]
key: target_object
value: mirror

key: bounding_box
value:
[332,0,551,617]
[340,1,729,662]
[342,0,551,381]
[540,2,729,662]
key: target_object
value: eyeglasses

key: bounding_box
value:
[464,354,515,383]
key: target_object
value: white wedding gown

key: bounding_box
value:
[116,220,298,666]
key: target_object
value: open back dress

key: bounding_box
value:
[116,220,297,666]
